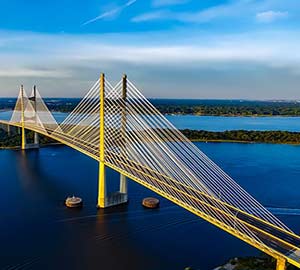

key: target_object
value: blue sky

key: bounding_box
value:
[0,0,300,99]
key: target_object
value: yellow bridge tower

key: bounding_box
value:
[97,73,128,208]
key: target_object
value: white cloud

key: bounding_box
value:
[256,10,289,23]
[132,0,296,24]
[1,29,300,98]
[82,0,137,26]
[131,10,170,22]
[1,30,300,69]
[0,69,71,78]
[132,0,250,23]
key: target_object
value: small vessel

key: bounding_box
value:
[142,197,160,209]
[65,196,83,208]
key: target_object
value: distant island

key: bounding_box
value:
[212,256,297,270]
[154,100,300,116]
[1,98,300,116]
[184,255,297,270]
[1,127,300,149]
[182,129,300,145]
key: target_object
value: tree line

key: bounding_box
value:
[181,129,300,144]
[2,98,300,116]
[1,127,300,147]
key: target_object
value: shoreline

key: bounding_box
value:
[166,113,300,117]
[0,142,62,150]
[190,139,300,145]
[2,109,300,118]
[1,140,299,150]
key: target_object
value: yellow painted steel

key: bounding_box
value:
[277,258,287,270]
[20,85,26,150]
[97,73,106,208]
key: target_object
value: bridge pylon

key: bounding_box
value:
[19,85,40,150]
[20,85,26,150]
[97,73,128,208]
[97,73,107,208]
[119,74,128,196]
[32,85,39,147]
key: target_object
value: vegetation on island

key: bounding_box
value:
[0,128,56,148]
[1,126,300,148]
[214,255,297,270]
[184,255,297,270]
[154,101,300,116]
[2,98,300,116]
[181,129,300,144]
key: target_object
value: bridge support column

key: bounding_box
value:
[98,160,107,208]
[120,174,127,194]
[7,124,11,136]
[97,73,107,208]
[34,132,39,146]
[97,73,128,208]
[119,74,128,198]
[276,258,286,270]
[20,85,26,150]
[33,86,39,148]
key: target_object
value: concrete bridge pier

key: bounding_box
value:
[120,174,127,194]
[7,124,11,136]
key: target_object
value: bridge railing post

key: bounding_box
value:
[276,257,286,270]
[20,85,26,150]
[119,74,128,195]
[97,73,107,208]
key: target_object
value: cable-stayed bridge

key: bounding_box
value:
[0,74,299,270]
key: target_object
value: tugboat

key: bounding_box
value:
[65,195,83,208]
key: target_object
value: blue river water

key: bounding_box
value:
[1,110,300,131]
[1,113,300,269]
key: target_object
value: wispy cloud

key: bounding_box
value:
[0,69,71,78]
[132,0,295,24]
[132,10,170,23]
[82,0,137,26]
[152,0,189,7]
[256,10,289,23]
[2,30,300,69]
[132,0,249,23]
[1,29,300,98]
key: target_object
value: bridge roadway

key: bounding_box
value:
[1,119,300,268]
